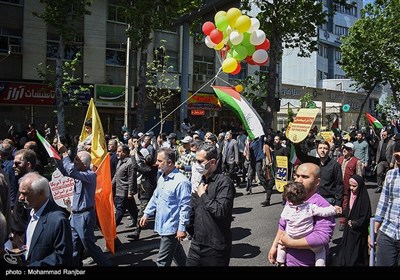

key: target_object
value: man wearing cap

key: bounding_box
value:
[176,136,195,179]
[168,133,178,150]
[337,142,363,231]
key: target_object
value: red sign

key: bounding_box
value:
[188,92,221,110]
[0,81,56,105]
[191,109,205,116]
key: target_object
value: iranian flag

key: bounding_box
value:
[212,86,265,140]
[36,130,61,160]
[366,112,383,129]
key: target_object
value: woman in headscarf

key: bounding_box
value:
[334,174,372,266]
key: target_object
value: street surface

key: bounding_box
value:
[92,180,381,267]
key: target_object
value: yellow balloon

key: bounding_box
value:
[226,8,242,27]
[214,11,227,22]
[222,57,238,73]
[235,15,251,33]
[235,84,243,93]
[214,41,224,50]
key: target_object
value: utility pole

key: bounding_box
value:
[124,34,133,133]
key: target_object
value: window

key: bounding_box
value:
[259,65,269,76]
[318,43,328,58]
[153,47,179,72]
[47,41,82,60]
[228,62,247,81]
[107,4,127,24]
[334,25,348,36]
[335,74,346,79]
[0,27,22,54]
[335,50,341,61]
[106,49,126,66]
[193,55,215,78]
[318,70,328,80]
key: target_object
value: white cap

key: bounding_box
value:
[343,142,354,150]
[181,136,193,144]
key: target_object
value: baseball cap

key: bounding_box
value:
[181,136,193,144]
[168,133,177,139]
[343,142,354,150]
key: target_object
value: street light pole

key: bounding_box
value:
[124,34,133,133]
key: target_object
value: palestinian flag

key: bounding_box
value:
[366,112,383,129]
[289,143,300,165]
[212,86,265,140]
[36,130,61,160]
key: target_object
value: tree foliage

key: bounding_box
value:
[121,0,201,132]
[340,0,400,129]
[241,0,328,129]
[146,40,180,134]
[34,0,92,138]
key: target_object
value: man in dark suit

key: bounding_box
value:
[19,172,73,266]
[221,131,240,187]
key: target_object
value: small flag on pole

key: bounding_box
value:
[365,112,383,129]
[289,143,300,165]
[36,130,61,160]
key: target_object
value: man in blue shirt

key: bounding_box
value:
[139,147,191,266]
[57,143,112,266]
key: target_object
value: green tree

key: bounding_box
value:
[146,41,180,134]
[299,92,315,108]
[121,0,200,132]
[241,0,328,129]
[34,0,92,138]
[340,0,400,129]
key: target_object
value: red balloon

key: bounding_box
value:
[210,29,223,44]
[245,55,256,65]
[220,45,230,60]
[231,63,241,75]
[202,21,215,36]
[256,38,270,51]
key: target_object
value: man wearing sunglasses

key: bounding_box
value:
[186,143,236,266]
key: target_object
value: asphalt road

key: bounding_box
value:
[91,179,381,267]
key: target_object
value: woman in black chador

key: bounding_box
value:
[334,174,371,266]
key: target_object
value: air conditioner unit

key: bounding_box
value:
[9,44,21,54]
[196,74,206,82]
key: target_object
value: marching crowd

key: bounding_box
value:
[0,118,399,267]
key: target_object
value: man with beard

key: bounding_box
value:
[10,149,36,256]
[295,140,344,215]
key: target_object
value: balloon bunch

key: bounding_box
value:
[202,7,270,74]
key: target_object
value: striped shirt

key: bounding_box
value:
[375,168,400,240]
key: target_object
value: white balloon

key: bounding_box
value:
[226,26,233,37]
[230,30,243,45]
[252,49,268,64]
[250,30,266,46]
[205,36,216,48]
[247,18,260,33]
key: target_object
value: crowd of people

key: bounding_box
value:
[0,118,399,267]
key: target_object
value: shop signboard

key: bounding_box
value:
[188,92,221,110]
[0,80,92,105]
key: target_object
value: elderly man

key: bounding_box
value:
[19,173,72,266]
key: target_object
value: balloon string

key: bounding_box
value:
[215,75,236,88]
[143,68,222,135]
